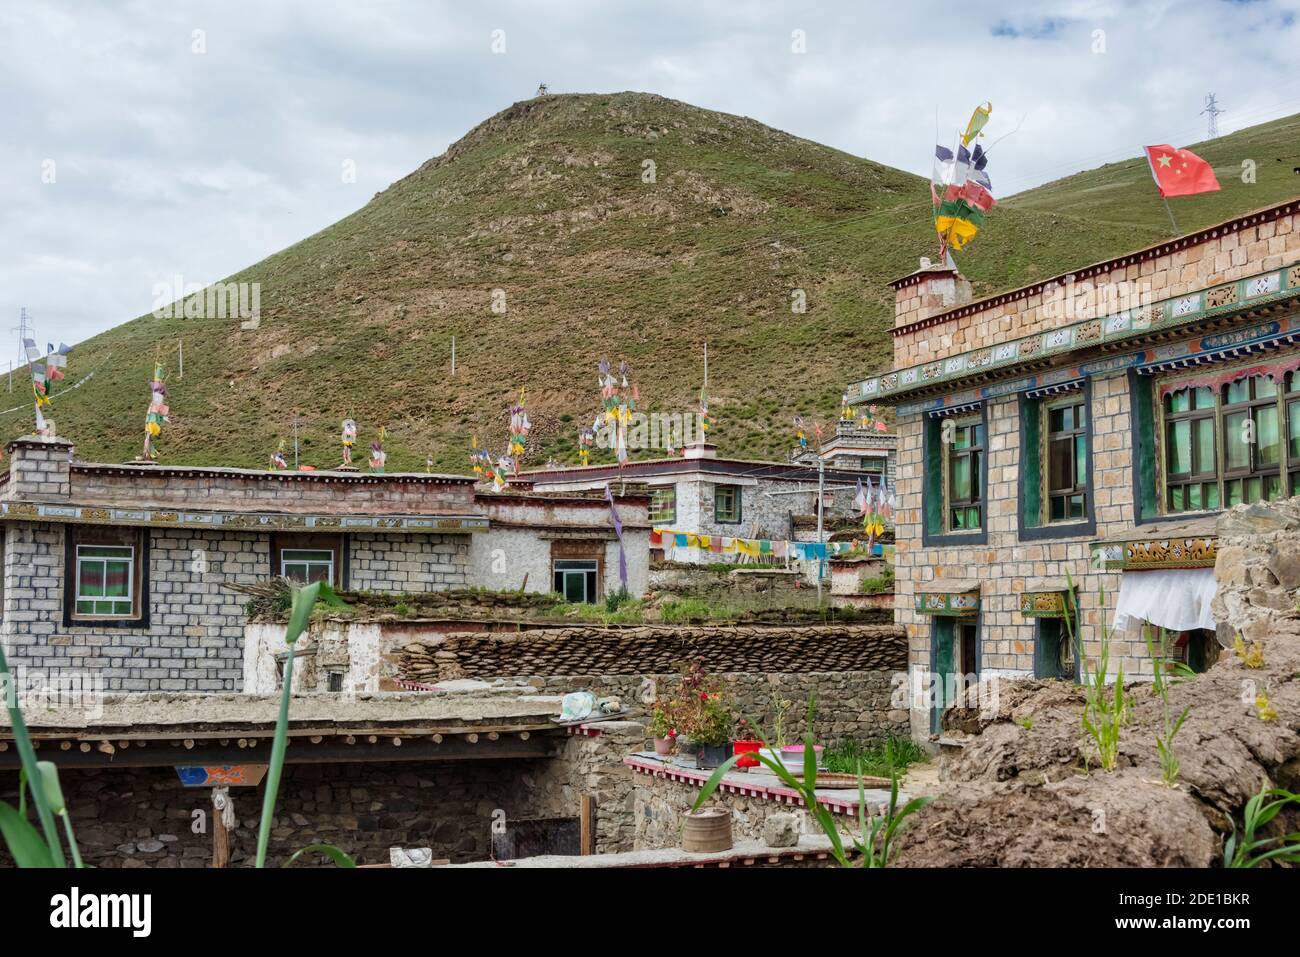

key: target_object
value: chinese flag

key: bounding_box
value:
[1145,145,1220,198]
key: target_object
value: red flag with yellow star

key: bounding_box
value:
[1144,145,1220,198]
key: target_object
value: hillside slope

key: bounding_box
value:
[18,94,1300,471]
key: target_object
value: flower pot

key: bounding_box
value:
[779,744,823,770]
[695,742,733,770]
[677,735,699,757]
[653,736,673,756]
[733,739,762,769]
[682,807,733,853]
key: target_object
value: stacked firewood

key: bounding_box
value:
[399,624,906,682]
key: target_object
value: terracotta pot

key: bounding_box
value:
[653,736,673,756]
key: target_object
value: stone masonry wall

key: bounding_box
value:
[2,522,268,692]
[893,207,1300,366]
[0,759,550,868]
[894,373,1134,740]
[348,532,470,591]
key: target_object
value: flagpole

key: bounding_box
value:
[1161,197,1180,237]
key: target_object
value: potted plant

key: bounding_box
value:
[733,716,762,769]
[649,707,674,756]
[692,691,736,770]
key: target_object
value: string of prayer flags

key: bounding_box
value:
[605,483,628,591]
[699,387,712,437]
[595,357,638,466]
[25,338,71,437]
[508,388,531,471]
[858,403,890,433]
[341,419,358,467]
[141,362,169,461]
[931,103,996,255]
[368,426,387,473]
[269,439,288,471]
[650,527,880,563]
[793,415,807,449]
[577,426,594,465]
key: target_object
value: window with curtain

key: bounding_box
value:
[1222,374,1281,506]
[946,418,983,531]
[1045,396,1088,521]
[1163,384,1219,512]
[648,486,676,523]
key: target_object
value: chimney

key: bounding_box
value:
[4,436,73,502]
[891,256,972,328]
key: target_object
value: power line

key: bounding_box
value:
[1202,92,1225,139]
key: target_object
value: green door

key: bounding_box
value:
[931,619,955,734]
[1034,619,1073,680]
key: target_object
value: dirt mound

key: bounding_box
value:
[894,618,1299,867]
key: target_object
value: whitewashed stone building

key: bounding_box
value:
[519,442,867,565]
[848,198,1300,739]
[0,436,648,692]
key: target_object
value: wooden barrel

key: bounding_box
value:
[682,808,733,853]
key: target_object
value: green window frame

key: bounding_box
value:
[648,486,676,524]
[945,417,983,532]
[1044,396,1088,522]
[714,484,742,524]
[553,559,599,603]
[1159,369,1294,515]
[75,544,135,618]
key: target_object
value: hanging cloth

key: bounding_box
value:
[1112,568,1217,633]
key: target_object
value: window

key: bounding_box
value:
[714,484,742,523]
[66,526,147,624]
[1159,370,1294,515]
[553,559,598,603]
[1045,398,1088,521]
[272,534,343,588]
[648,486,676,524]
[281,549,335,584]
[860,455,887,474]
[946,418,983,531]
[76,545,135,616]
[1163,384,1219,512]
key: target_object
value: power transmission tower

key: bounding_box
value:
[1201,93,1224,139]
[10,308,34,367]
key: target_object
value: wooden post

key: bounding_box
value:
[579,795,597,856]
[212,787,232,869]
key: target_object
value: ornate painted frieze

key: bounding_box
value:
[854,260,1300,406]
[1092,536,1217,571]
[914,591,980,616]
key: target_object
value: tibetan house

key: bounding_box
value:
[848,198,1300,739]
[0,437,648,693]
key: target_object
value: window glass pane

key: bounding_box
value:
[1288,402,1300,459]
[563,573,585,603]
[1076,402,1087,428]
[972,424,984,446]
[1166,420,1191,475]
[1187,483,1202,510]
[78,562,105,598]
[1257,406,1280,466]
[1049,438,1073,492]
[951,455,971,500]
[1166,390,1189,414]
[951,425,969,450]
[78,546,133,559]
[1256,375,1277,399]
[1194,418,1215,473]
[1226,379,1249,404]
[1265,474,1282,501]
[1168,485,1185,511]
[1246,476,1262,503]
[1224,411,1249,470]
[1075,435,1086,488]
[1193,386,1212,410]
[1225,478,1242,506]
[1204,483,1220,509]
[1050,497,1065,521]
[103,560,131,597]
[1049,407,1068,432]
[1069,494,1085,519]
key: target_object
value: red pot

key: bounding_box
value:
[733,739,762,768]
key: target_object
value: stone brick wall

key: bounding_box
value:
[348,532,469,591]
[519,671,910,749]
[0,759,552,868]
[2,523,267,692]
[2,437,72,500]
[893,207,1300,368]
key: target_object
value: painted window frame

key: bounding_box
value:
[648,485,677,524]
[271,533,345,588]
[280,548,335,585]
[1043,394,1089,523]
[63,525,149,627]
[713,484,742,524]
[1153,362,1297,518]
[1018,383,1097,541]
[943,416,984,533]
[922,404,988,547]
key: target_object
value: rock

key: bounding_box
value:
[1218,502,1300,537]
[1268,540,1300,590]
[390,847,435,868]
[763,813,799,848]
[136,839,164,854]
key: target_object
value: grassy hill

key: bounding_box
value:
[16,94,1300,471]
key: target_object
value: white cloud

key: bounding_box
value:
[1,0,1298,347]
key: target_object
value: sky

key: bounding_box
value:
[3,0,1300,351]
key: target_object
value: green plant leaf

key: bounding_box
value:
[283,842,357,868]
[285,580,323,645]
[0,801,55,868]
[36,762,66,814]
[689,754,741,811]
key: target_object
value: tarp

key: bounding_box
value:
[1112,568,1217,633]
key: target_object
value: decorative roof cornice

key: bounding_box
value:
[891,198,1300,339]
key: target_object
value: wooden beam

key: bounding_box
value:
[580,795,597,856]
